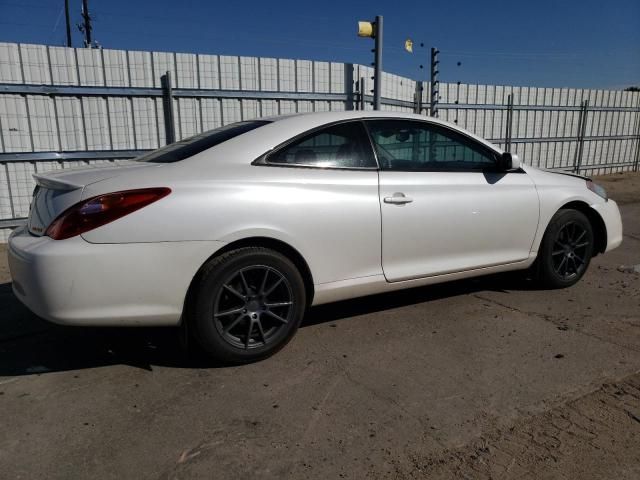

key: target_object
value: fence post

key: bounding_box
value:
[414,81,423,114]
[634,95,640,172]
[573,100,589,173]
[504,94,513,152]
[372,15,383,110]
[358,77,366,110]
[634,130,640,173]
[429,48,439,117]
[161,71,176,145]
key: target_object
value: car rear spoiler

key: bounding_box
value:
[33,173,83,191]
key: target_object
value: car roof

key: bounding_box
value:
[261,111,503,154]
[181,110,505,169]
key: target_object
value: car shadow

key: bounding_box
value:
[0,273,540,377]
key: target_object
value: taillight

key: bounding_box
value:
[45,187,171,240]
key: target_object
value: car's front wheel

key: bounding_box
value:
[535,208,594,289]
[189,247,306,364]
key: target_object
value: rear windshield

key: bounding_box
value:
[136,120,271,163]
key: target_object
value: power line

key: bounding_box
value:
[0,1,57,8]
[441,50,584,58]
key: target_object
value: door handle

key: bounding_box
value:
[384,193,413,205]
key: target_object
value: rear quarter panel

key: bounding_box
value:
[81,161,382,285]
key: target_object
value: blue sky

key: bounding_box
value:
[1,0,639,89]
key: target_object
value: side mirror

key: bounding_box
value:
[499,152,521,171]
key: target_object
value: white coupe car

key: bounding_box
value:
[8,111,623,363]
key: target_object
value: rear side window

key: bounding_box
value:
[266,122,377,169]
[136,120,270,163]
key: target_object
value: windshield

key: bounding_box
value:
[136,120,271,163]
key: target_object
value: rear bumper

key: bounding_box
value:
[592,199,623,252]
[7,227,225,326]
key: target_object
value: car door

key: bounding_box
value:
[366,119,539,282]
[256,120,382,285]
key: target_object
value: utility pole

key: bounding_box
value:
[430,47,440,117]
[357,16,383,110]
[80,0,92,47]
[64,0,72,47]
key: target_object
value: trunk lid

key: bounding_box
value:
[27,161,158,236]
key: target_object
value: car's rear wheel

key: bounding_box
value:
[535,209,594,289]
[189,247,306,364]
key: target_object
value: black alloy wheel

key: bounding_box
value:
[190,247,306,364]
[536,209,594,289]
[213,266,294,349]
[551,221,590,281]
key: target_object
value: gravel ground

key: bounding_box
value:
[0,172,639,479]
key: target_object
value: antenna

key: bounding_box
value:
[78,0,93,47]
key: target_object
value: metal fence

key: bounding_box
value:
[1,42,639,241]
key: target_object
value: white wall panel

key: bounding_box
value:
[279,100,296,114]
[0,95,31,152]
[107,97,134,149]
[0,43,22,83]
[76,48,104,86]
[330,62,345,94]
[102,49,129,87]
[176,53,198,89]
[221,98,241,123]
[27,96,58,151]
[296,100,313,113]
[260,100,278,116]
[56,97,84,150]
[6,161,36,216]
[241,99,260,120]
[20,44,50,84]
[178,98,201,139]
[240,56,259,91]
[198,54,219,90]
[467,84,477,104]
[152,51,175,88]
[278,59,295,92]
[201,98,222,130]
[259,58,278,91]
[129,50,153,87]
[219,56,240,90]
[155,98,166,146]
[82,97,110,150]
[48,47,78,85]
[132,97,159,149]
[313,62,330,93]
[314,101,330,112]
[296,60,312,93]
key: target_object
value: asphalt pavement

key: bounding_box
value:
[1,172,639,479]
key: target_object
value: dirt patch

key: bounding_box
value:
[1,173,639,480]
[593,171,640,205]
[403,372,640,479]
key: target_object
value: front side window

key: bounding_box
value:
[266,122,376,169]
[366,120,498,171]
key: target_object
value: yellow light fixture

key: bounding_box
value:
[404,39,413,53]
[357,21,374,38]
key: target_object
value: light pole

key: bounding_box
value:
[357,16,383,110]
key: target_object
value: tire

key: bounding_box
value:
[189,247,306,364]
[535,209,594,289]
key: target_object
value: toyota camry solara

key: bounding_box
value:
[8,111,623,363]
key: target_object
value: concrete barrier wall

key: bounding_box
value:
[1,42,639,240]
